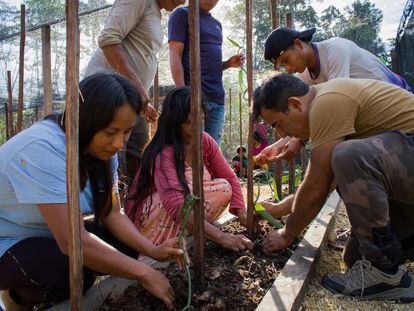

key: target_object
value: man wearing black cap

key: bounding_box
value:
[255,27,412,165]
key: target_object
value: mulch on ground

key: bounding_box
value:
[302,202,414,311]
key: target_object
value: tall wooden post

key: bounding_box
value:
[42,25,53,116]
[286,12,293,28]
[4,103,9,140]
[153,65,159,112]
[270,0,278,30]
[189,0,206,293]
[246,0,254,238]
[228,89,232,160]
[7,71,14,138]
[285,12,295,195]
[66,1,82,309]
[17,4,25,133]
[270,0,283,199]
[239,93,243,178]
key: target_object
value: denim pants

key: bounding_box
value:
[204,101,225,145]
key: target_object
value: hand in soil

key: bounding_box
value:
[149,237,184,263]
[218,233,254,251]
[139,267,175,310]
[262,228,293,254]
[236,209,248,228]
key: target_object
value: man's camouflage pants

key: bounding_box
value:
[332,131,414,272]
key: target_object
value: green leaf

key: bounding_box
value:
[255,204,283,229]
[227,37,242,49]
[238,69,243,89]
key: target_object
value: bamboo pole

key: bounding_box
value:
[4,103,9,140]
[239,93,243,179]
[246,0,254,238]
[17,4,25,133]
[228,88,232,160]
[270,0,278,30]
[65,1,83,309]
[189,0,206,293]
[42,25,53,116]
[7,71,14,138]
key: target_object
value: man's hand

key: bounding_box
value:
[258,199,291,219]
[255,137,302,165]
[275,137,303,161]
[223,54,245,70]
[261,227,295,254]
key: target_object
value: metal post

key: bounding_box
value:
[65,0,83,309]
[189,0,206,293]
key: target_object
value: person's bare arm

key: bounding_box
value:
[262,139,343,253]
[169,40,185,87]
[37,202,175,309]
[102,44,157,122]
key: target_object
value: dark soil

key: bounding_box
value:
[100,220,302,311]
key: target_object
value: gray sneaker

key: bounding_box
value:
[322,258,414,302]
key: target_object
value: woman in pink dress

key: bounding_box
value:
[124,87,253,252]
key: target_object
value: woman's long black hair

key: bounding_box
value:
[127,87,206,222]
[47,73,141,222]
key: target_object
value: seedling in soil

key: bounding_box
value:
[178,195,200,311]
[254,203,283,229]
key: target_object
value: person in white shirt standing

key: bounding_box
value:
[85,0,185,182]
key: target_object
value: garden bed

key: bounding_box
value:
[100,219,299,311]
[50,191,340,311]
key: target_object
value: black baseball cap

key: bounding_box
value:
[264,27,316,63]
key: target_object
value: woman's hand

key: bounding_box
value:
[149,237,184,263]
[139,266,175,310]
[217,232,253,251]
[236,209,248,228]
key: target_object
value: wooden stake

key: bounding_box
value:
[300,146,307,181]
[189,0,206,293]
[270,0,279,30]
[65,1,83,309]
[246,0,254,238]
[153,65,159,113]
[239,92,243,179]
[4,103,9,140]
[228,88,232,160]
[285,12,295,195]
[286,12,293,28]
[17,4,25,133]
[7,71,14,138]
[42,25,53,116]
